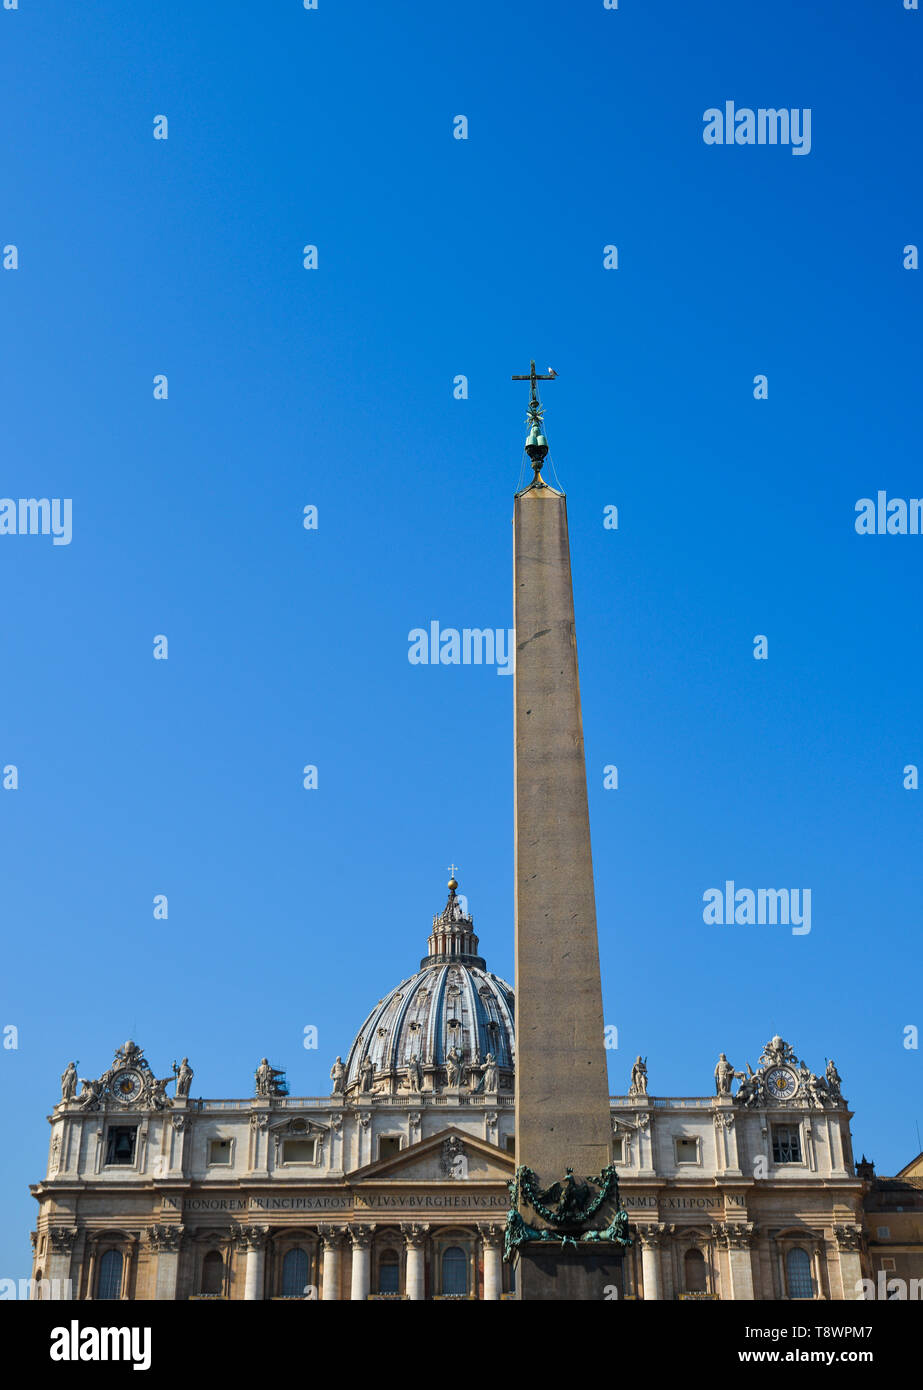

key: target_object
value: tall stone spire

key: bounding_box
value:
[511,361,616,1297]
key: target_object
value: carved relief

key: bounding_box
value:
[440,1136,469,1180]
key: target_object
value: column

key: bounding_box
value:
[634,1107,655,1176]
[638,1226,665,1300]
[714,1106,741,1176]
[241,1227,269,1300]
[478,1224,503,1300]
[724,1226,756,1300]
[83,1244,98,1302]
[46,1227,76,1300]
[119,1235,138,1300]
[148,1226,183,1301]
[402,1223,429,1301]
[834,1226,864,1300]
[318,1226,346,1301]
[349,1225,374,1301]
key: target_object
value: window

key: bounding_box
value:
[876,1226,890,1240]
[684,1248,706,1293]
[881,1257,896,1271]
[378,1249,400,1294]
[281,1247,309,1297]
[105,1127,137,1166]
[379,1136,401,1161]
[786,1247,813,1299]
[201,1251,224,1296]
[441,1246,468,1296]
[772,1125,802,1164]
[282,1138,317,1164]
[207,1139,231,1166]
[97,1250,123,1300]
[674,1137,698,1164]
[504,1136,515,1154]
[612,1137,625,1163]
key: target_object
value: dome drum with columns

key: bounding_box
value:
[341,880,515,1097]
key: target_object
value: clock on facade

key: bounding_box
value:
[764,1066,799,1101]
[109,1069,144,1104]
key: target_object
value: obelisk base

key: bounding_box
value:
[513,1247,625,1302]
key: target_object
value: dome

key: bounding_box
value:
[341,881,515,1095]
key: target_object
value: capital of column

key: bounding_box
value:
[48,1226,77,1255]
[400,1222,430,1250]
[235,1224,270,1251]
[833,1224,862,1252]
[476,1223,504,1249]
[636,1222,671,1249]
[349,1223,376,1250]
[712,1221,757,1250]
[146,1224,184,1253]
[317,1224,348,1251]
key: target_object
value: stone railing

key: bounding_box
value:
[192,1094,516,1112]
[609,1097,714,1109]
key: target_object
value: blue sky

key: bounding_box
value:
[1,0,921,1280]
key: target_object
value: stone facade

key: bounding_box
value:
[30,892,890,1301]
[30,1074,875,1300]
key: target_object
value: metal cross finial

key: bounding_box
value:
[511,360,557,482]
[447,863,459,878]
[511,360,557,405]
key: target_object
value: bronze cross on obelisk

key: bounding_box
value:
[512,360,557,481]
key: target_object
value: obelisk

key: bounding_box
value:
[512,363,616,1298]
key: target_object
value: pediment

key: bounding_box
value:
[349,1125,514,1183]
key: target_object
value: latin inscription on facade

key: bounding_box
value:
[164,1191,507,1213]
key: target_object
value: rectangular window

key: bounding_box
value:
[105,1126,137,1166]
[282,1138,317,1165]
[207,1139,231,1166]
[504,1136,515,1154]
[771,1125,802,1164]
[378,1136,401,1161]
[881,1257,896,1271]
[876,1226,890,1240]
[674,1137,698,1164]
[612,1137,625,1163]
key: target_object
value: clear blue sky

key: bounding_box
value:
[1,1,921,1281]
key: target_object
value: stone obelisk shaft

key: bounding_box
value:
[513,484,612,1184]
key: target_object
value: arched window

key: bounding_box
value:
[786,1247,814,1299]
[442,1245,468,1296]
[97,1250,123,1300]
[33,1268,43,1300]
[201,1250,224,1296]
[282,1247,309,1297]
[378,1249,400,1294]
[684,1247,707,1293]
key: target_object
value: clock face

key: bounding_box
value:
[765,1066,798,1101]
[110,1069,144,1105]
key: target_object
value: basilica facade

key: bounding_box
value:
[30,881,889,1300]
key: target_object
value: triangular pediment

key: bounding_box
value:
[348,1125,514,1184]
[895,1151,923,1180]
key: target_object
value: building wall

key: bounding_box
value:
[29,1090,891,1301]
